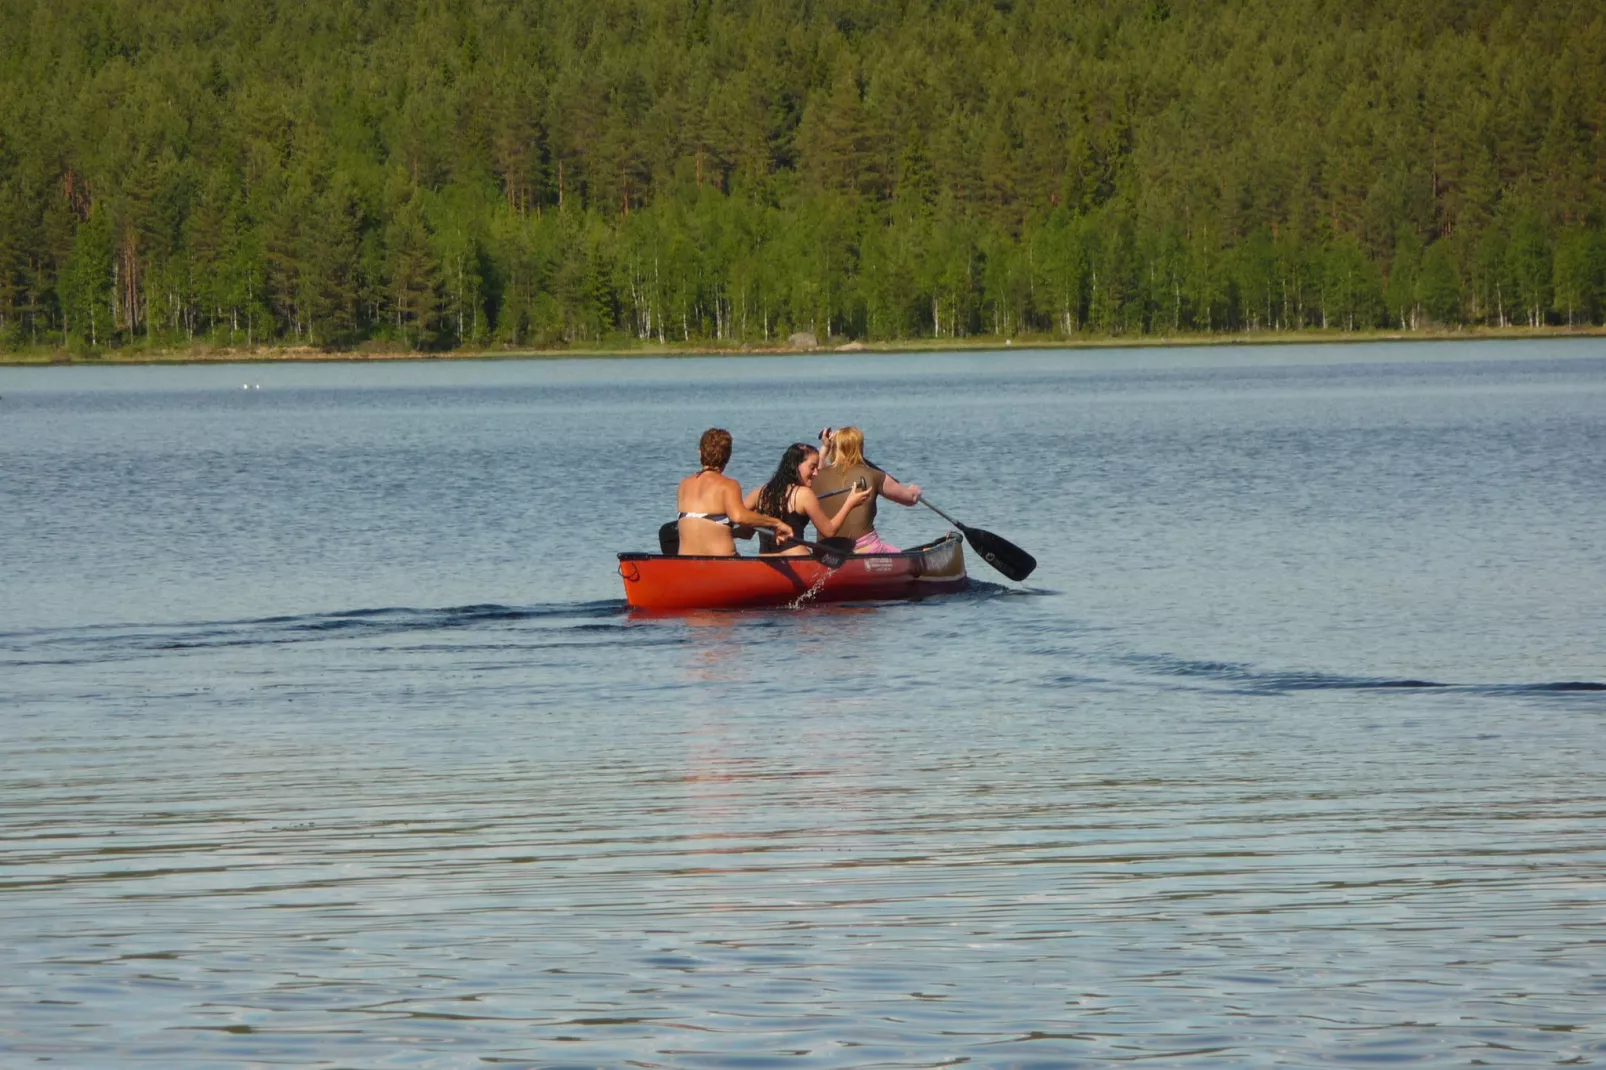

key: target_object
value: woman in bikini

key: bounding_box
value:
[742,442,872,556]
[676,428,793,556]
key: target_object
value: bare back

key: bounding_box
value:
[676,469,742,556]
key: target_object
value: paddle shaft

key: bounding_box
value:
[916,497,962,528]
[743,526,850,566]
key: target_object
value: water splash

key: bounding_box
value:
[785,563,840,610]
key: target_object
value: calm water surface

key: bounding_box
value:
[2,341,1604,1068]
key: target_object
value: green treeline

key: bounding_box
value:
[2,0,1605,354]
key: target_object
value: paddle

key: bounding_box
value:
[915,497,1037,581]
[832,473,1040,581]
[656,520,848,567]
[851,448,1038,583]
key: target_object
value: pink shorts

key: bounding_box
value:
[853,531,900,554]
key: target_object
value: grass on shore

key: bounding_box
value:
[2,324,1603,366]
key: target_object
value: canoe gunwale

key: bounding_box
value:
[617,533,962,563]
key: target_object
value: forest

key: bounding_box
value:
[1,0,1604,354]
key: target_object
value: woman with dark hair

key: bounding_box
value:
[741,442,872,556]
[675,428,793,556]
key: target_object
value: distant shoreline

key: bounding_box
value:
[3,325,1603,367]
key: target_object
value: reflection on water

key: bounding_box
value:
[2,345,1604,1067]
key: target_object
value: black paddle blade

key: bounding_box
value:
[658,520,680,556]
[957,523,1036,582]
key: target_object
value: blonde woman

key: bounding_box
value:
[811,426,922,553]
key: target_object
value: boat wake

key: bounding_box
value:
[0,601,630,667]
[1119,651,1605,698]
[5,600,1596,704]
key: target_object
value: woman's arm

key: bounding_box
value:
[801,485,871,538]
[880,474,922,506]
[723,480,793,541]
[732,487,762,540]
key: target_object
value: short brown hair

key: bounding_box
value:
[699,428,733,470]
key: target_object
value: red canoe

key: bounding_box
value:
[617,533,968,610]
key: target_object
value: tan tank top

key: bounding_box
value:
[811,463,885,540]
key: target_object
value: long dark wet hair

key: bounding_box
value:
[756,443,817,518]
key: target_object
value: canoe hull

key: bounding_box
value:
[617,533,967,610]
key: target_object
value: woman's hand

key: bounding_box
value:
[773,520,794,542]
[846,484,873,509]
[817,427,836,463]
[881,475,922,506]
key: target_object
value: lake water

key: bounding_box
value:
[2,340,1603,1069]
